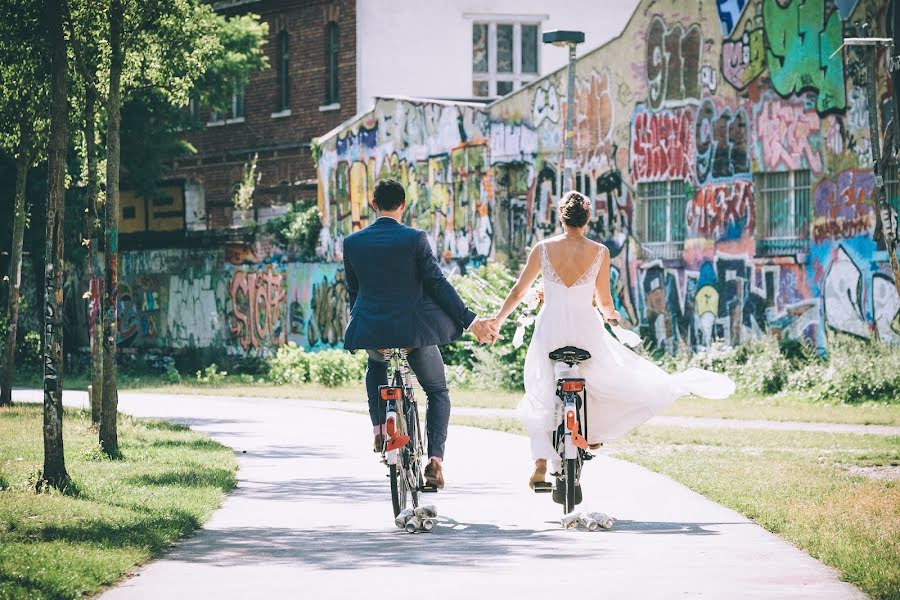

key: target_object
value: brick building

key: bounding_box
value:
[150,0,358,234]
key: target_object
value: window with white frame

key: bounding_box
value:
[638,180,687,259]
[472,21,539,98]
[754,170,810,255]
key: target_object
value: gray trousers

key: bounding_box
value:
[365,346,450,459]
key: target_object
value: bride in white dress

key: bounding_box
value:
[491,191,735,488]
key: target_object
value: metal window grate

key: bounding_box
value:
[754,170,810,255]
[638,180,686,258]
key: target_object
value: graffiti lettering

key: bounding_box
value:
[762,0,845,114]
[646,16,701,110]
[687,180,754,240]
[695,99,750,184]
[228,266,287,352]
[721,28,765,90]
[755,96,823,173]
[812,169,874,242]
[630,108,695,183]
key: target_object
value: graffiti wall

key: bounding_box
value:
[115,246,348,355]
[316,97,493,273]
[313,0,900,352]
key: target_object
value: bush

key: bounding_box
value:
[442,262,531,390]
[820,335,900,403]
[195,363,227,384]
[307,349,366,387]
[267,343,311,384]
[265,201,322,260]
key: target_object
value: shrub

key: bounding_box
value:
[442,262,532,390]
[307,349,366,387]
[267,343,311,384]
[163,363,182,385]
[820,335,900,403]
[265,200,322,260]
[195,363,227,384]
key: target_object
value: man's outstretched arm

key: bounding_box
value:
[415,232,497,342]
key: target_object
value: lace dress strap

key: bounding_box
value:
[539,242,564,286]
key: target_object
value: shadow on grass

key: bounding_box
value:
[0,569,70,600]
[147,438,224,451]
[143,420,190,432]
[126,467,236,490]
[31,511,202,551]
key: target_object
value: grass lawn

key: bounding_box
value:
[453,415,900,600]
[0,404,237,599]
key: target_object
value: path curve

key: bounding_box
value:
[13,390,867,599]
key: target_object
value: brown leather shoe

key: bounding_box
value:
[374,433,384,453]
[424,460,444,489]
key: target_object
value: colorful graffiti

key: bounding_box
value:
[721,28,766,90]
[762,0,845,113]
[630,107,695,183]
[307,0,898,355]
[645,16,702,110]
[695,99,750,184]
[755,95,824,173]
[687,180,754,241]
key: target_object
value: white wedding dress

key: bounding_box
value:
[517,242,735,460]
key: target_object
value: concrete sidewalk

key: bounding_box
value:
[14,389,866,599]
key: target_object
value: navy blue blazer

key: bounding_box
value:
[342,217,477,350]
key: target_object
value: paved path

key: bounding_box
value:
[168,394,900,436]
[13,390,867,599]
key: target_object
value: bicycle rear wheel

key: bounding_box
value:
[564,458,577,514]
[390,463,408,517]
[405,400,421,508]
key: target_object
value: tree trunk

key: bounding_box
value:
[0,151,29,407]
[100,0,123,457]
[85,86,103,425]
[42,0,69,488]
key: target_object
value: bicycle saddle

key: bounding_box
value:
[548,346,591,365]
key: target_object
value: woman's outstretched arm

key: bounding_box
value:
[493,244,543,327]
[593,245,621,323]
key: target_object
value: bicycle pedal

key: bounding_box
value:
[583,452,595,461]
[420,484,440,493]
[532,482,553,493]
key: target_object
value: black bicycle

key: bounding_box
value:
[548,345,594,514]
[376,348,428,517]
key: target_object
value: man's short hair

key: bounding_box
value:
[373,178,406,211]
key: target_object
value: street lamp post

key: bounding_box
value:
[543,30,585,193]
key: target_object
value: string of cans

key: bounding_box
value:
[394,505,438,533]
[561,511,615,531]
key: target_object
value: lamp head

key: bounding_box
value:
[542,30,585,47]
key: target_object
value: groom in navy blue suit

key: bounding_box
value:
[342,179,498,489]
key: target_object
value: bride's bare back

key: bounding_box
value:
[543,235,603,288]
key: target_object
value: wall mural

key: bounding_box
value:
[110,247,349,355]
[83,0,899,357]
[313,0,899,353]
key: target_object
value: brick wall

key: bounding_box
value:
[172,0,357,229]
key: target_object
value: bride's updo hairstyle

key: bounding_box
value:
[558,191,590,228]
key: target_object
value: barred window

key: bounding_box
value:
[638,180,687,259]
[754,170,810,255]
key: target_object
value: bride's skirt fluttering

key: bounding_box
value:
[517,304,735,460]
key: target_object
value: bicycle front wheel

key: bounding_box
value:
[390,463,408,517]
